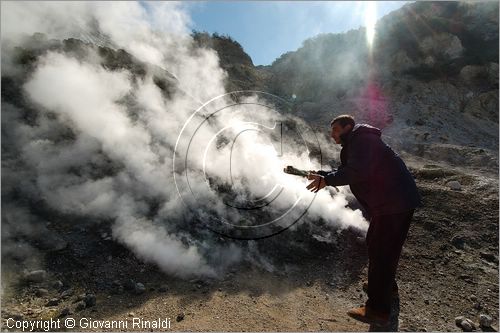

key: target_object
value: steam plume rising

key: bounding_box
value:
[1,1,367,278]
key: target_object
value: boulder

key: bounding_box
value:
[24,270,47,283]
[479,314,493,328]
[421,33,463,59]
[447,181,462,191]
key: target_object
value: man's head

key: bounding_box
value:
[330,114,355,144]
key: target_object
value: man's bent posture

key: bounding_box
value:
[306,115,421,325]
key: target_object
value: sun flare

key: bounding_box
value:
[365,1,377,48]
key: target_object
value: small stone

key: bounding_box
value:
[479,314,492,328]
[124,279,136,291]
[110,280,123,293]
[59,307,70,317]
[46,298,59,306]
[75,301,86,312]
[455,316,465,326]
[424,299,430,305]
[469,295,477,302]
[134,283,146,295]
[128,312,135,317]
[60,288,74,298]
[447,181,462,191]
[10,313,23,321]
[158,286,168,293]
[25,270,47,283]
[460,318,475,332]
[479,252,497,263]
[36,288,49,297]
[52,280,64,290]
[84,294,96,307]
[451,235,466,249]
[176,313,185,322]
[111,282,124,295]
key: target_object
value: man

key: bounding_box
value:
[306,114,421,325]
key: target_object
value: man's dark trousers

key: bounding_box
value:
[365,209,415,313]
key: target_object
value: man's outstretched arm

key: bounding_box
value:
[324,138,373,187]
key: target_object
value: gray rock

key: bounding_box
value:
[391,50,415,72]
[479,314,493,328]
[59,307,70,317]
[486,62,499,86]
[455,316,465,326]
[134,283,146,295]
[451,235,466,249]
[158,285,168,292]
[25,270,47,283]
[111,281,124,295]
[176,313,185,322]
[52,280,64,290]
[46,298,59,306]
[84,294,96,307]
[469,295,477,302]
[447,181,462,191]
[460,65,486,84]
[60,288,74,298]
[75,301,86,312]
[9,313,23,321]
[37,234,68,252]
[479,251,497,263]
[420,32,464,59]
[459,318,476,332]
[74,293,86,303]
[35,288,49,297]
[124,279,136,291]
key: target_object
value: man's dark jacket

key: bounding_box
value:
[322,124,421,217]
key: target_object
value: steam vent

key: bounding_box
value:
[1,2,498,332]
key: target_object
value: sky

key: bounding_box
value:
[186,1,411,66]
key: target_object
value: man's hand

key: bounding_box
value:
[306,172,326,193]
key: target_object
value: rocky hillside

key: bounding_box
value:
[192,31,271,92]
[205,1,499,172]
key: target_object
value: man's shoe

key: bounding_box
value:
[362,282,399,299]
[347,306,390,326]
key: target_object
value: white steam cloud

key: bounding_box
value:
[1,1,366,278]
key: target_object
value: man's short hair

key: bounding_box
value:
[330,114,355,128]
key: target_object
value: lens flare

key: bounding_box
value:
[365,1,377,48]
